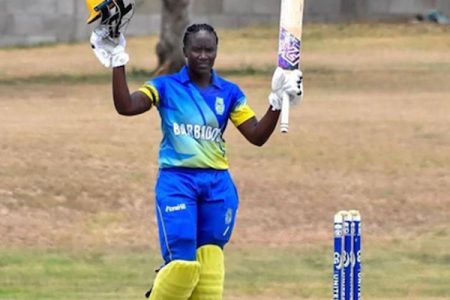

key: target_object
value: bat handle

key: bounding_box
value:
[280,92,290,133]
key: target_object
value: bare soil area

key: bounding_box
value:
[1,24,449,251]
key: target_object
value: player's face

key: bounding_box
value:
[184,30,217,76]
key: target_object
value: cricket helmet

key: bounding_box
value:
[86,0,103,24]
[85,0,135,37]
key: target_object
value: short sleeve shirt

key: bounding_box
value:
[138,66,255,169]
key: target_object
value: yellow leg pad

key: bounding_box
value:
[149,260,200,300]
[190,245,225,300]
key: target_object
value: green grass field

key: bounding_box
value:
[1,227,449,299]
[1,24,449,299]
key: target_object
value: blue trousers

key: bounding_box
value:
[155,168,239,263]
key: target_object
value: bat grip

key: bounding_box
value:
[280,92,290,133]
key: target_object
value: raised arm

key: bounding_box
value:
[237,110,280,146]
[90,30,151,116]
[113,66,151,116]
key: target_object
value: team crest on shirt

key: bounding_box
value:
[225,208,233,224]
[215,97,225,115]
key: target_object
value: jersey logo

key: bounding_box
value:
[165,203,187,213]
[215,97,225,115]
[225,208,233,224]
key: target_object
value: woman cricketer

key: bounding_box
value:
[90,23,303,299]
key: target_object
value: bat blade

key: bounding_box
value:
[278,0,304,133]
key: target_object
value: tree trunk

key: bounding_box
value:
[155,0,191,75]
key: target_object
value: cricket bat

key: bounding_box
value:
[278,0,304,133]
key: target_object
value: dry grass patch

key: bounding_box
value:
[0,23,449,249]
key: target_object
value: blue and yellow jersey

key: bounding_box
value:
[138,66,255,170]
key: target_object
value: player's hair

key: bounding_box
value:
[183,23,219,47]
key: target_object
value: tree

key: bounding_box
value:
[155,0,191,75]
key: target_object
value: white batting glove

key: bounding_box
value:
[111,34,129,68]
[90,28,129,68]
[90,29,114,68]
[283,69,303,106]
[268,67,286,111]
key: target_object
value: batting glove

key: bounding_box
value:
[111,34,129,68]
[283,69,303,106]
[268,67,286,111]
[90,28,129,68]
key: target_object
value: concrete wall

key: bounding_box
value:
[0,0,449,47]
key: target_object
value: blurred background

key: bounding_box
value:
[0,1,449,300]
[1,0,450,46]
